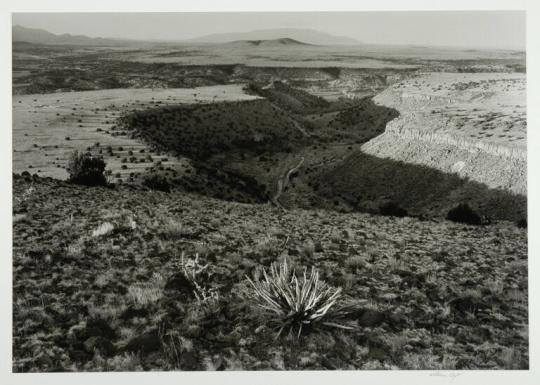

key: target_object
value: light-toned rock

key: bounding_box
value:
[363,72,526,195]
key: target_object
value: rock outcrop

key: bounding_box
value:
[363,73,526,196]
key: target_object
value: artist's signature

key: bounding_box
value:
[429,372,463,381]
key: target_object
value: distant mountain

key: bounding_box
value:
[13,25,360,47]
[12,25,134,46]
[191,28,360,46]
[226,38,312,47]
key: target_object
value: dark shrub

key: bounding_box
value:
[446,203,481,225]
[143,174,171,192]
[517,218,527,229]
[379,201,408,217]
[243,82,262,95]
[67,150,107,186]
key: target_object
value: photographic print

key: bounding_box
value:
[10,10,528,373]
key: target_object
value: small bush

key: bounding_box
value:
[517,218,527,229]
[345,255,368,270]
[253,235,280,259]
[67,150,107,186]
[143,174,171,192]
[177,252,220,313]
[243,82,262,95]
[379,201,408,217]
[299,239,316,258]
[160,217,185,239]
[446,203,481,225]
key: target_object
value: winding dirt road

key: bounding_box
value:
[271,157,305,210]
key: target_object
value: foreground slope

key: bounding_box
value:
[13,175,528,371]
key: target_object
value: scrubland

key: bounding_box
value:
[13,174,528,371]
[12,39,528,372]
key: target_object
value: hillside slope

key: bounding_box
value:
[13,174,528,371]
[307,151,526,222]
[119,98,309,160]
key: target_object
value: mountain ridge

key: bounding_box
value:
[226,37,313,47]
[190,28,361,45]
[13,25,360,47]
[12,25,140,46]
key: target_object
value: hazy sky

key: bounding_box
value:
[12,11,525,49]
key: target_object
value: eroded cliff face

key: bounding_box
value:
[363,72,526,196]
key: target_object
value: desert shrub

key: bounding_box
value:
[67,150,107,186]
[143,174,171,192]
[243,82,262,95]
[177,252,220,313]
[379,201,408,217]
[253,235,281,259]
[299,239,316,258]
[446,203,481,225]
[345,255,368,270]
[245,259,345,338]
[159,217,185,240]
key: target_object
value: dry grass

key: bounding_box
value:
[127,273,165,306]
[91,222,115,237]
[160,217,185,239]
[66,237,86,258]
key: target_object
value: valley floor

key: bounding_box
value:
[12,174,528,371]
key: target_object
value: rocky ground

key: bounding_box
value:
[12,174,528,371]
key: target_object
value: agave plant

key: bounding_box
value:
[246,259,347,338]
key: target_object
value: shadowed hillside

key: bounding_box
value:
[227,38,312,47]
[118,99,309,160]
[115,91,524,223]
[303,151,526,222]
